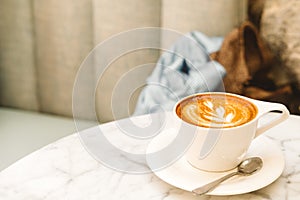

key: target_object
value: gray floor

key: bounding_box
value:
[0,107,95,171]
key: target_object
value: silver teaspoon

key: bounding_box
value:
[192,157,263,195]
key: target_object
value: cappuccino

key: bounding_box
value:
[173,92,289,171]
[176,93,257,128]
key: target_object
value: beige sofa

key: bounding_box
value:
[0,0,247,122]
[0,0,247,170]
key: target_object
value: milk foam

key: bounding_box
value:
[177,94,257,128]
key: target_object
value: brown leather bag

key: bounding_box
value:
[210,20,274,95]
[210,21,300,114]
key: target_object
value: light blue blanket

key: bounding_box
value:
[133,31,226,115]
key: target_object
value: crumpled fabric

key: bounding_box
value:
[133,31,226,116]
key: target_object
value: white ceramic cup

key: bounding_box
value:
[173,92,289,172]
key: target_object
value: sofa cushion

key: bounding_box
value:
[0,107,94,171]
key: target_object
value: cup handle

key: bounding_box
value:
[253,100,290,138]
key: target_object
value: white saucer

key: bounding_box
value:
[146,128,285,196]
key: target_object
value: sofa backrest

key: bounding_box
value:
[0,0,247,122]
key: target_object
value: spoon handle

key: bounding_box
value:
[192,171,239,195]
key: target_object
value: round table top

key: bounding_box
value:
[0,113,299,200]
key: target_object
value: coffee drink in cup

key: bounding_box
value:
[176,93,257,128]
[173,92,289,172]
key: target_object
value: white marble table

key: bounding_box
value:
[0,113,299,200]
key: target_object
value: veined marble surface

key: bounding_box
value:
[0,113,299,200]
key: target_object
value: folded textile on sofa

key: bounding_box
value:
[133,31,226,116]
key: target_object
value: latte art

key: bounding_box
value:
[176,94,257,128]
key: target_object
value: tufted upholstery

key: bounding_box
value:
[0,0,247,122]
